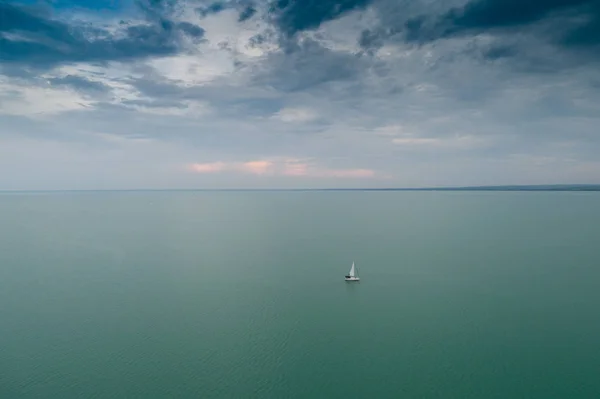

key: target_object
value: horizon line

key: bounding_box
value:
[1,184,600,193]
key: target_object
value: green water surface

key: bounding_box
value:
[1,191,599,398]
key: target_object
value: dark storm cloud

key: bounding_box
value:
[268,0,371,37]
[251,38,365,92]
[195,1,226,17]
[176,21,206,37]
[422,0,599,46]
[441,0,591,31]
[359,0,600,54]
[0,1,205,67]
[562,4,600,47]
[238,5,256,21]
[194,0,257,22]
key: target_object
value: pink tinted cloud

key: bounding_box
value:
[189,160,273,175]
[189,162,226,173]
[239,160,274,175]
[281,159,375,178]
[188,160,378,179]
[282,161,309,176]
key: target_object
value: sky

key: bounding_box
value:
[1,0,599,189]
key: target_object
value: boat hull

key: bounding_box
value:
[344,277,360,281]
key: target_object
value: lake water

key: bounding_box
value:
[1,191,599,398]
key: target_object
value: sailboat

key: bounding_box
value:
[345,261,360,281]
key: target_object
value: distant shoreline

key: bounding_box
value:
[2,185,600,193]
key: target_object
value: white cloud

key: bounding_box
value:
[42,62,213,117]
[149,53,235,86]
[392,135,487,149]
[0,79,93,117]
[271,107,318,123]
[391,137,443,145]
[130,100,212,117]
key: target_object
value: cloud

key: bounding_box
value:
[1,0,600,189]
[149,53,235,85]
[189,158,379,179]
[391,135,488,150]
[359,0,600,60]
[190,161,227,173]
[391,137,442,146]
[435,0,595,39]
[282,159,309,176]
[124,99,212,116]
[46,74,110,93]
[251,37,365,92]
[0,1,205,68]
[0,78,93,116]
[238,5,257,22]
[240,160,274,174]
[189,160,276,175]
[268,0,371,37]
[196,2,227,18]
[272,107,318,122]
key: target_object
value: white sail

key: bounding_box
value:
[349,262,356,277]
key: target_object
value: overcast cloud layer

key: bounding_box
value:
[1,0,599,189]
